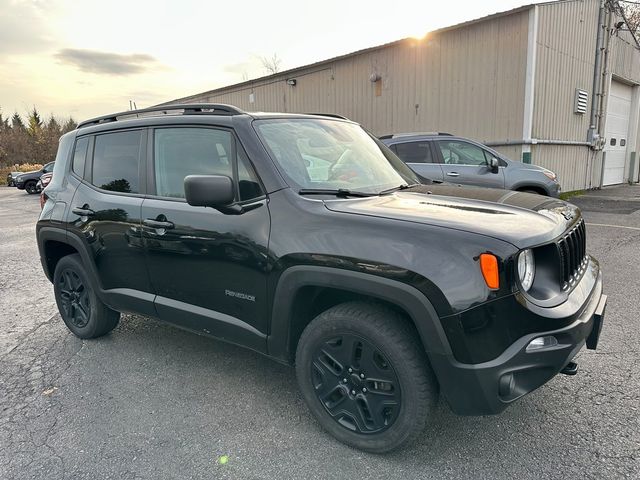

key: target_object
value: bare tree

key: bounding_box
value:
[613,0,640,35]
[624,5,640,34]
[260,53,282,74]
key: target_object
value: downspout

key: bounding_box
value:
[588,0,607,144]
[595,6,614,188]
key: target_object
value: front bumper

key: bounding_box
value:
[431,266,606,416]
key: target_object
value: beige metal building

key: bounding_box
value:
[161,0,640,192]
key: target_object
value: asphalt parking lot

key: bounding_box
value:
[1,185,639,479]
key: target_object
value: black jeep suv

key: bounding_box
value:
[37,104,606,453]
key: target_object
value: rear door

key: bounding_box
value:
[435,139,504,188]
[390,141,444,182]
[66,128,153,315]
[141,126,270,351]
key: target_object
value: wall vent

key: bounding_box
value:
[574,89,588,114]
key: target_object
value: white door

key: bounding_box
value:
[603,80,632,185]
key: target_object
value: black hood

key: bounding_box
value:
[323,185,579,249]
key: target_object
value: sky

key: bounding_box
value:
[0,0,531,122]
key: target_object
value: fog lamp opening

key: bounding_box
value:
[526,335,558,352]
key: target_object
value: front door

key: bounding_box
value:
[435,140,505,189]
[141,126,270,352]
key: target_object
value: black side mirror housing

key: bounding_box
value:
[489,157,500,173]
[184,175,235,210]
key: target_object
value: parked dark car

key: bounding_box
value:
[15,162,55,194]
[6,171,21,187]
[37,104,606,453]
[36,171,53,193]
[381,133,561,196]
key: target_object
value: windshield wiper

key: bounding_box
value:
[298,188,376,198]
[378,183,421,195]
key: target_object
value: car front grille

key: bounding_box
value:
[557,219,587,290]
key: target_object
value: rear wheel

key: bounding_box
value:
[25,180,37,194]
[53,254,120,338]
[295,301,438,453]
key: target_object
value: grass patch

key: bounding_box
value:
[559,190,585,201]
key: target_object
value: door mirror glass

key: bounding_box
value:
[184,175,235,208]
[489,157,499,172]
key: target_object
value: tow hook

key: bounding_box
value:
[560,361,579,376]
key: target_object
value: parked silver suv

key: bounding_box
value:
[381,133,560,197]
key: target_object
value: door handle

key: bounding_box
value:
[72,206,95,216]
[143,218,175,230]
[446,172,460,177]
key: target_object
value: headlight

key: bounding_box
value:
[517,249,535,292]
[542,168,557,181]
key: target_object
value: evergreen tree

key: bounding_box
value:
[27,108,43,137]
[11,112,24,129]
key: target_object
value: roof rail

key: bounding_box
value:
[380,132,454,139]
[77,104,245,129]
[305,112,350,120]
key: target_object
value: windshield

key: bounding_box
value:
[254,118,420,194]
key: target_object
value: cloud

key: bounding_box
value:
[0,0,54,56]
[55,49,161,75]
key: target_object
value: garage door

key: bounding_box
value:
[603,80,632,185]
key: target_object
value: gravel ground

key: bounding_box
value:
[1,185,639,479]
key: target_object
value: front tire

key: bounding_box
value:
[53,254,120,338]
[295,301,438,453]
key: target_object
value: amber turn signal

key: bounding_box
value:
[479,253,499,290]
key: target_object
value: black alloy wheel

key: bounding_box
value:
[311,333,401,434]
[57,268,91,329]
[53,254,120,338]
[25,181,37,194]
[296,301,438,453]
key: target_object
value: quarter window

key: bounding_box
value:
[394,142,433,164]
[92,131,142,193]
[436,141,488,166]
[153,127,263,201]
[72,137,89,177]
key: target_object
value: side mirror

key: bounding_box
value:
[184,175,235,210]
[489,157,499,173]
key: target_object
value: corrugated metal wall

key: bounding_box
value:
[533,0,598,142]
[170,11,530,146]
[166,0,640,191]
[532,1,640,189]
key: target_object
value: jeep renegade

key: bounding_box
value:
[37,104,607,453]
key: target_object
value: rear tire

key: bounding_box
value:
[295,301,438,453]
[53,254,120,338]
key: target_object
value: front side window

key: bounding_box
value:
[436,141,488,166]
[153,127,263,201]
[92,130,142,193]
[394,142,433,164]
[254,119,419,194]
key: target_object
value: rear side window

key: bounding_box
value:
[153,127,263,201]
[92,131,142,193]
[394,142,433,163]
[72,137,89,177]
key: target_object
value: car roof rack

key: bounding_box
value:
[379,132,454,139]
[77,104,245,129]
[305,112,350,120]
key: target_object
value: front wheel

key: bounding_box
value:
[295,302,439,453]
[53,254,120,338]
